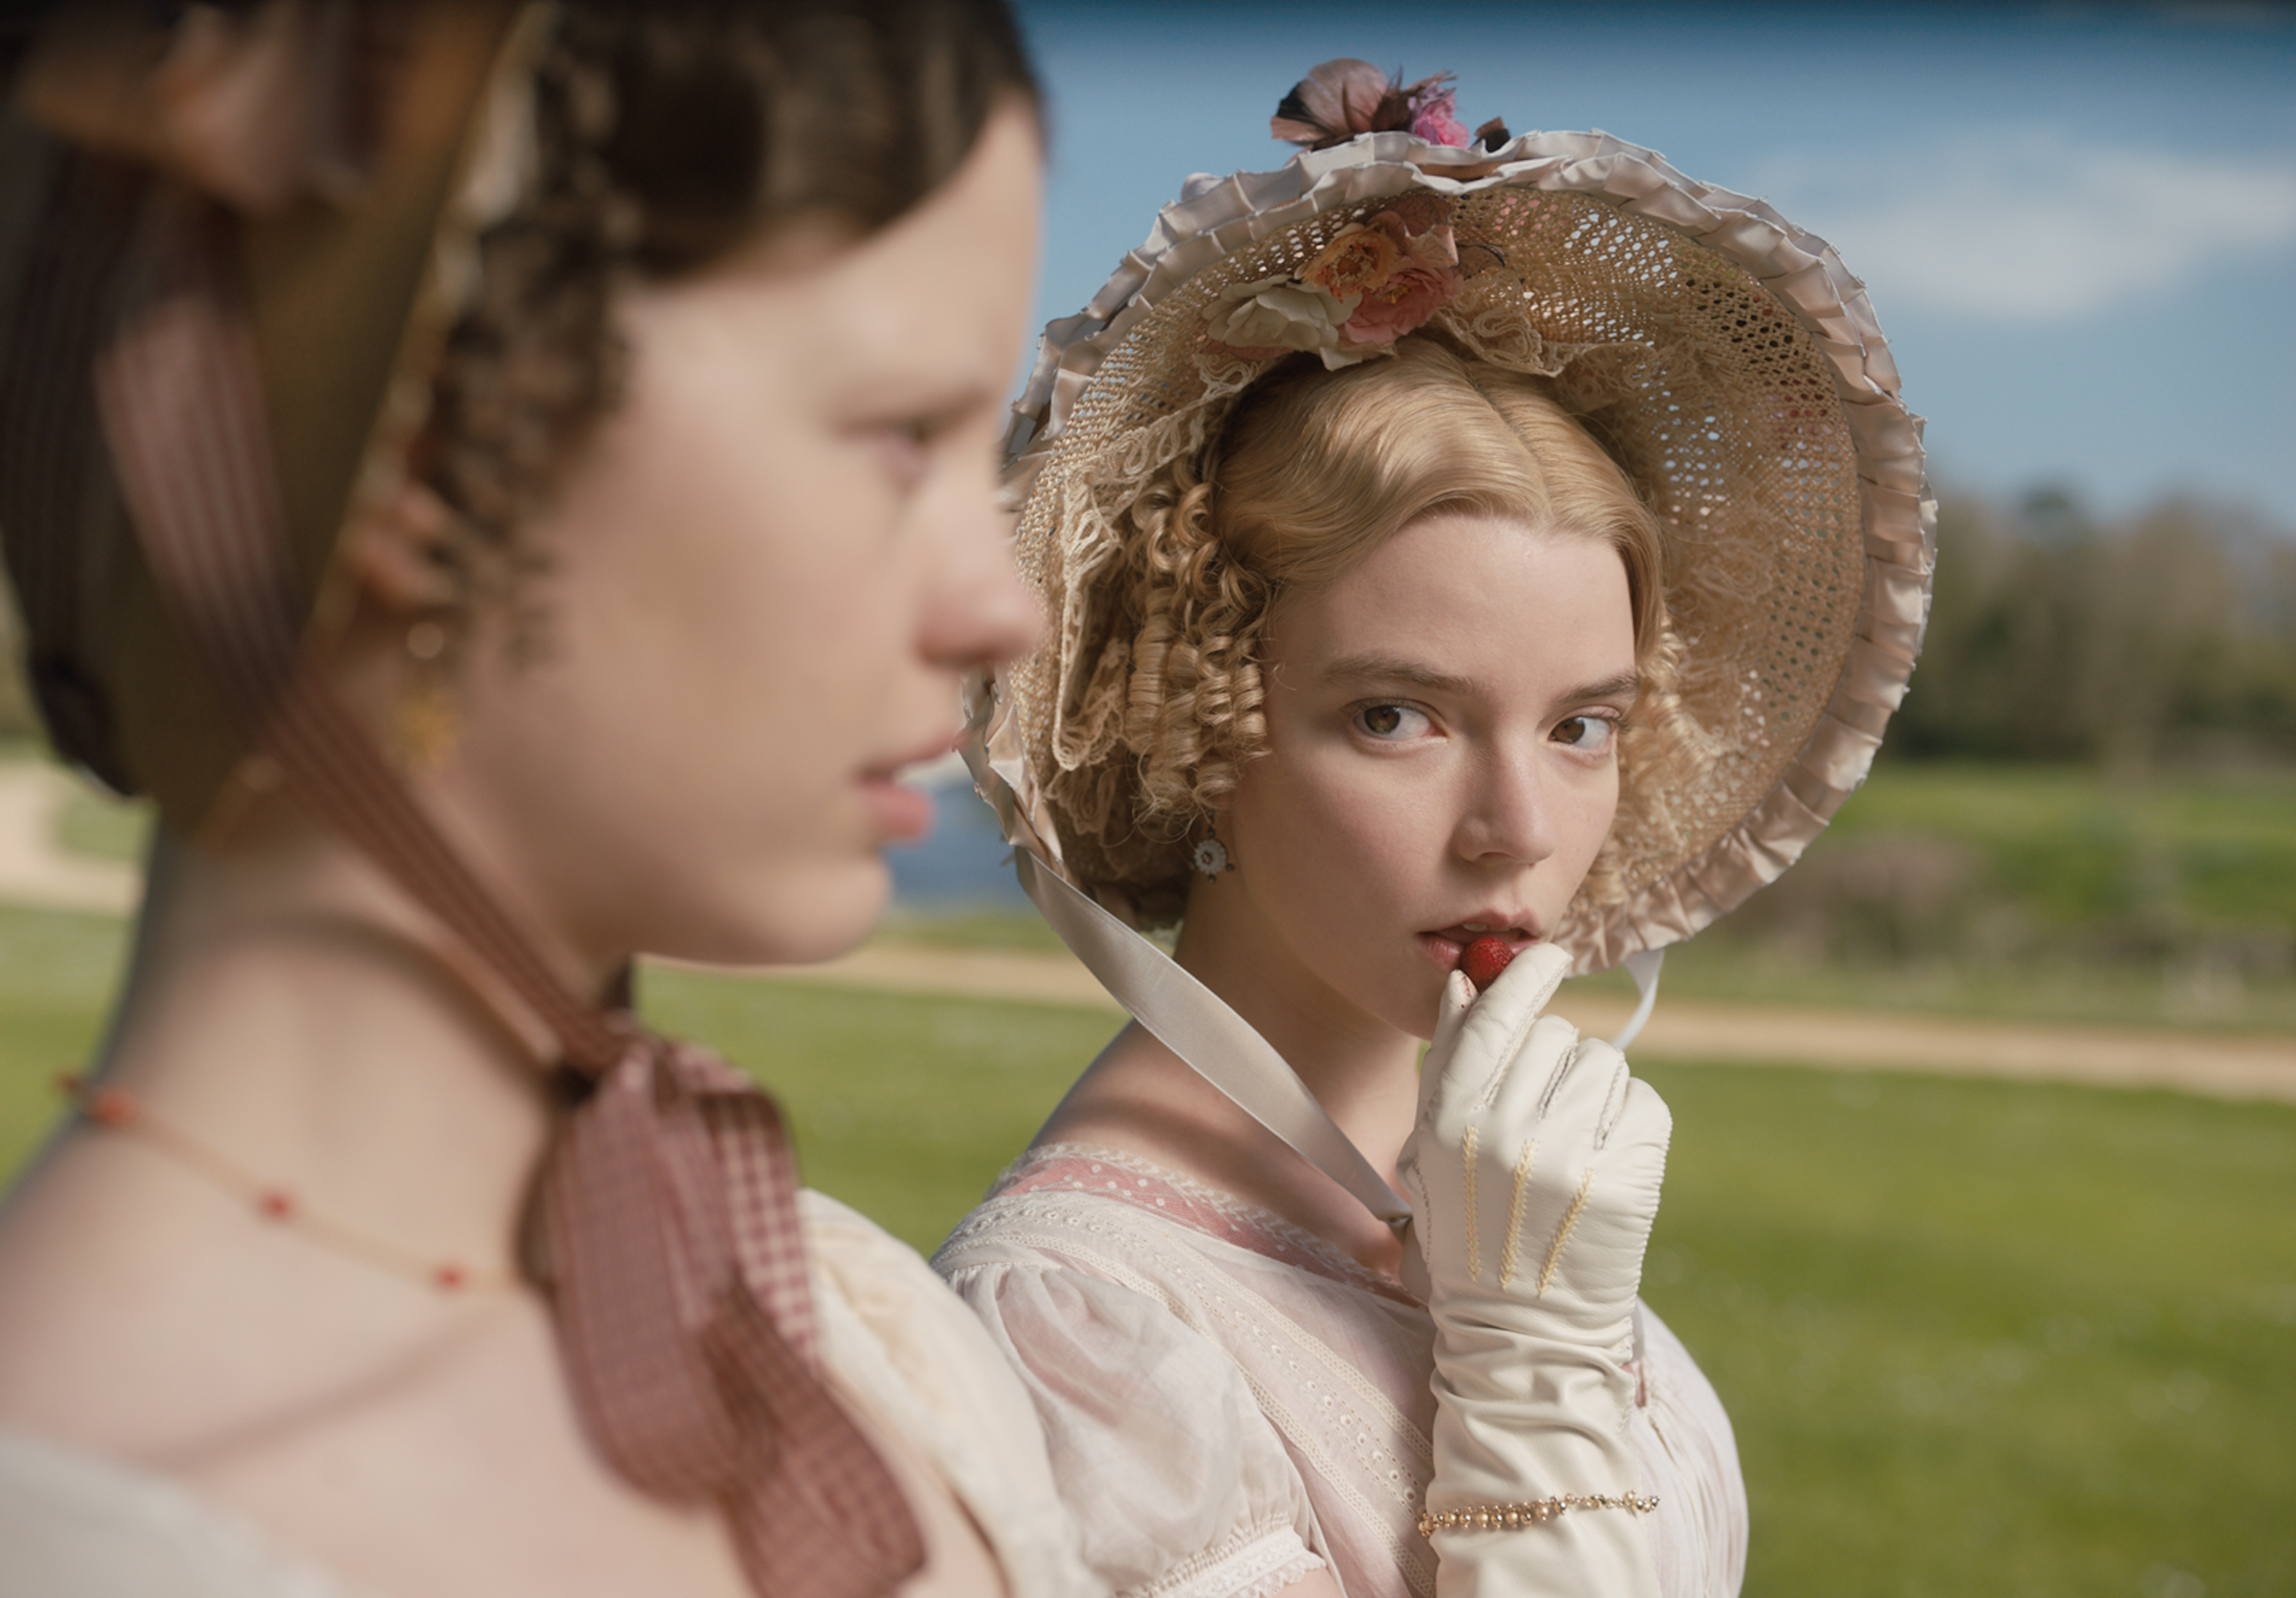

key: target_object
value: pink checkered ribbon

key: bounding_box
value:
[543,1037,924,1588]
[78,183,924,1597]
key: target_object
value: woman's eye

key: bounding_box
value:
[1553,713,1618,754]
[868,418,940,491]
[1355,703,1430,740]
[881,424,929,475]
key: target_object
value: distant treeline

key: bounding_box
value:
[4,488,2294,769]
[1891,489,2296,769]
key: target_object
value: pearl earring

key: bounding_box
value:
[1192,825,1235,881]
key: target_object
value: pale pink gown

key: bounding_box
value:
[938,1144,1747,1598]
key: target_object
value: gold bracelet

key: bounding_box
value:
[1417,1493,1660,1538]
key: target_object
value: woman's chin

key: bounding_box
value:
[779,863,896,964]
[656,859,893,970]
[1385,967,1454,1043]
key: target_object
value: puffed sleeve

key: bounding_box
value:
[802,1192,1104,1598]
[944,1260,1328,1598]
[1629,1304,1750,1598]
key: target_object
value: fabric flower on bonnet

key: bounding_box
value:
[1208,65,1497,366]
[1207,196,1465,368]
[1406,83,1470,147]
[1270,59,1504,151]
[1208,275,1359,358]
[1309,202,1465,347]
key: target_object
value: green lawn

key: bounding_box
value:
[1834,762,2296,929]
[53,784,151,864]
[5,750,2294,1594]
[871,760,2296,1035]
[0,905,131,1177]
[1666,760,2296,1034]
[16,931,2281,1596]
[637,963,1113,1245]
[1637,1062,2294,1598]
[650,968,2296,1598]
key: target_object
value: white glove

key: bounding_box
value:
[1396,943,1671,1598]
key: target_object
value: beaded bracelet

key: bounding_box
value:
[1417,1493,1660,1538]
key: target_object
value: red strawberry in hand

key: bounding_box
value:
[1459,936,1516,990]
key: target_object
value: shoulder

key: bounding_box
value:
[798,1190,1104,1598]
[929,1188,1332,1597]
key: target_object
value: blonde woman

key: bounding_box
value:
[0,5,1097,1596]
[937,60,1933,1598]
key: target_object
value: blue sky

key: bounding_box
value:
[1010,2,2296,527]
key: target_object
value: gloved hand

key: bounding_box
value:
[1395,942,1671,1597]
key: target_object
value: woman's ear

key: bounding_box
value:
[340,476,462,615]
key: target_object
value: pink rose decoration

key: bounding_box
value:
[1341,263,1465,346]
[1303,222,1403,301]
[1409,87,1470,148]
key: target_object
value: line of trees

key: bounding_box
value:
[1890,488,2296,770]
[4,488,2293,769]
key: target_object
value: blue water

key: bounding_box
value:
[886,781,1033,910]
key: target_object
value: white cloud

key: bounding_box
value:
[1751,129,2296,322]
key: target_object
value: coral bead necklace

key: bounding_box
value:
[55,1073,515,1294]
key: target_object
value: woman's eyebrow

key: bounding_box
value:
[1563,670,1642,703]
[835,377,997,426]
[1321,657,1642,705]
[1320,653,1474,694]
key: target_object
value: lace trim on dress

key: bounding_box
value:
[1134,1517,1325,1598]
[994,1142,1421,1308]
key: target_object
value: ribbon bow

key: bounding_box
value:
[544,1036,924,1594]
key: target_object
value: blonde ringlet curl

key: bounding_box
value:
[1122,450,1271,818]
[1060,336,1708,927]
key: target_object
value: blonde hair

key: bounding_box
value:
[1054,337,1694,923]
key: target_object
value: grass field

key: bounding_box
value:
[49,758,2296,1029]
[7,755,2294,1594]
[0,905,129,1177]
[1664,760,2296,1034]
[4,911,2289,1597]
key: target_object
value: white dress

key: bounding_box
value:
[0,1190,1100,1598]
[936,1144,1748,1598]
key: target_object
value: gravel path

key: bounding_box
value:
[5,762,2289,1105]
[0,764,138,915]
[740,943,2296,1106]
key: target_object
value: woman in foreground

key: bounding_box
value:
[0,4,1093,1595]
[937,60,1934,1598]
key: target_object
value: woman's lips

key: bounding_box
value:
[1416,924,1538,973]
[857,734,958,844]
[857,773,935,842]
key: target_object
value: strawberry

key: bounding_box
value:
[1460,936,1515,989]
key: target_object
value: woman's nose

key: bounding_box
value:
[1455,741,1559,867]
[918,485,1043,673]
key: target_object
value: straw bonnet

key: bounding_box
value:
[971,60,1935,978]
[0,1,539,829]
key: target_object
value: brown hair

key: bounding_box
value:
[1060,337,1695,922]
[423,0,1039,582]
